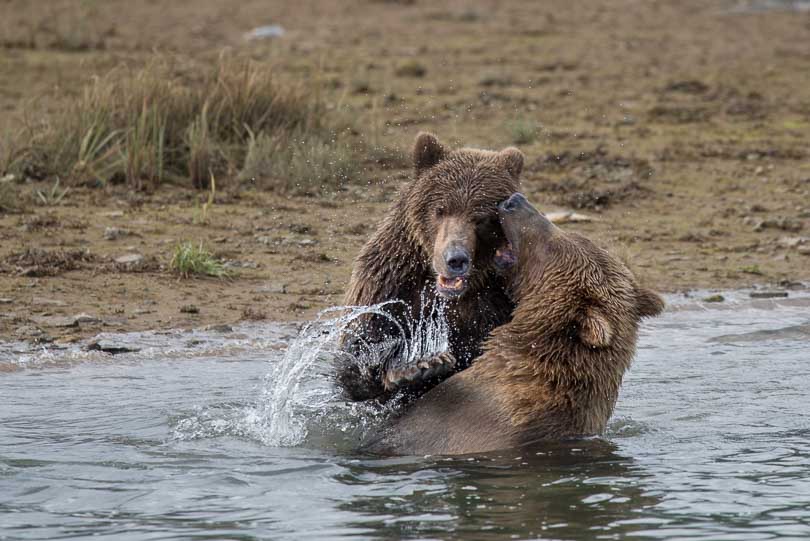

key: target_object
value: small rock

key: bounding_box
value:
[678,233,706,243]
[279,236,317,247]
[546,211,595,224]
[32,297,67,307]
[749,291,788,299]
[244,24,285,40]
[798,245,810,256]
[85,339,141,355]
[223,260,260,269]
[115,253,144,265]
[703,294,725,303]
[778,236,809,249]
[288,224,312,234]
[0,298,13,304]
[180,304,200,314]
[74,313,101,325]
[31,315,79,328]
[101,210,125,218]
[204,324,233,333]
[753,217,804,233]
[256,283,288,294]
[777,280,804,290]
[15,325,47,337]
[104,227,130,240]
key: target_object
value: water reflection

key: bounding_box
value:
[336,440,661,540]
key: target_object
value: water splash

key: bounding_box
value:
[172,295,450,448]
[259,294,450,446]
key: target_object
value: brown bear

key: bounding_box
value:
[336,133,525,401]
[368,193,665,455]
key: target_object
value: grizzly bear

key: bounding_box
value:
[368,193,665,455]
[336,133,525,401]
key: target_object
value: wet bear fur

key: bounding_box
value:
[336,133,525,401]
[371,193,665,455]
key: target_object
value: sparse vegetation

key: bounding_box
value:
[8,55,358,193]
[239,128,358,193]
[185,104,216,189]
[0,179,24,213]
[35,178,70,206]
[740,265,764,276]
[169,242,230,279]
[192,175,217,225]
[507,119,538,145]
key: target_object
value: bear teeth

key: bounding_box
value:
[438,276,464,290]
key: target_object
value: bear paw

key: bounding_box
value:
[383,351,456,391]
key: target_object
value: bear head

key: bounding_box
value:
[404,132,524,299]
[496,192,664,350]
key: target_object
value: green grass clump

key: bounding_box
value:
[35,178,70,206]
[507,119,539,145]
[169,242,230,279]
[740,264,763,276]
[8,54,358,193]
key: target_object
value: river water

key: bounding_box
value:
[1,291,809,540]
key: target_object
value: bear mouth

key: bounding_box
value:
[494,242,516,270]
[436,275,468,298]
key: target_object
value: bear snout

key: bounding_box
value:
[444,247,471,277]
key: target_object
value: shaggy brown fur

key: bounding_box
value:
[370,193,664,455]
[336,133,524,401]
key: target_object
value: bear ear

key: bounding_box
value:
[498,147,525,179]
[413,132,446,171]
[579,307,613,348]
[636,288,665,318]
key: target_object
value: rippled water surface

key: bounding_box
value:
[1,292,809,540]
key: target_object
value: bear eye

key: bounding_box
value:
[435,207,446,218]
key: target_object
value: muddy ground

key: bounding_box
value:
[1,0,809,344]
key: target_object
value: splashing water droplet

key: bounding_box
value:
[174,292,451,448]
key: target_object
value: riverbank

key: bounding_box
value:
[1,0,809,343]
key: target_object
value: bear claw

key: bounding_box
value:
[383,352,456,391]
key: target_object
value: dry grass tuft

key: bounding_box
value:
[7,55,359,193]
[239,128,358,193]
